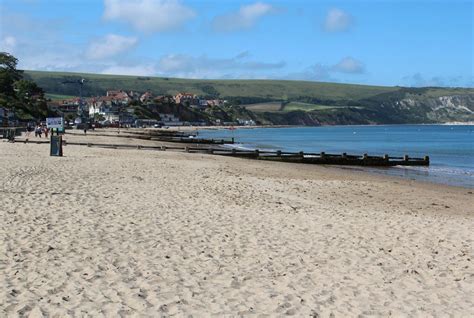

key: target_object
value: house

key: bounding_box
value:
[106,90,131,104]
[174,93,198,106]
[158,113,180,123]
[154,95,173,104]
[236,118,256,126]
[140,91,153,103]
[206,99,226,107]
[48,99,80,115]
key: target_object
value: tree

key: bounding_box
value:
[14,79,48,119]
[0,52,23,105]
[0,52,48,120]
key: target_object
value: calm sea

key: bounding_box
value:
[198,125,474,188]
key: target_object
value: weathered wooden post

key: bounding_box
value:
[320,151,326,159]
[255,149,260,158]
[231,137,234,144]
[161,145,167,151]
[363,153,368,160]
[185,146,190,152]
[299,151,304,158]
[231,148,236,155]
[424,156,430,164]
[277,150,282,157]
[404,154,409,162]
[208,148,214,154]
[384,154,389,162]
[342,152,347,159]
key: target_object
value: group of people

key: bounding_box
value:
[26,124,49,138]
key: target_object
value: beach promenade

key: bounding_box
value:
[1,134,473,316]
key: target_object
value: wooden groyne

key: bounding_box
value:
[211,149,429,166]
[67,130,234,145]
[15,138,430,167]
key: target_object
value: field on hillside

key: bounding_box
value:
[241,102,283,112]
[45,93,76,100]
[282,102,364,112]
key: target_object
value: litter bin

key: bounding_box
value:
[50,135,63,156]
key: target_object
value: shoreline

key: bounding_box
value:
[169,122,474,132]
[8,130,473,190]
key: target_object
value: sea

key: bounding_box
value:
[198,125,474,188]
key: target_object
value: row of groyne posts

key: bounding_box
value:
[3,127,430,167]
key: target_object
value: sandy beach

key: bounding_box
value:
[1,133,473,316]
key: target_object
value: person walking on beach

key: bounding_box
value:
[35,125,42,138]
[26,124,33,138]
[44,126,49,138]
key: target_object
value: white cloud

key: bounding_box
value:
[400,73,473,87]
[286,57,365,82]
[158,53,285,78]
[103,0,196,32]
[0,36,17,53]
[323,8,354,32]
[332,57,365,74]
[212,2,276,32]
[286,64,334,82]
[86,34,138,60]
[101,64,157,76]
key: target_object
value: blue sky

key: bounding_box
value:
[0,0,472,87]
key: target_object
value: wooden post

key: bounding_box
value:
[161,145,167,151]
[320,151,326,159]
[404,155,409,161]
[277,150,282,156]
[137,145,141,150]
[384,154,389,161]
[231,137,234,144]
[185,146,189,152]
[363,153,368,160]
[208,149,214,154]
[299,151,304,158]
[255,149,260,157]
[342,152,347,159]
[424,156,430,164]
[231,149,236,155]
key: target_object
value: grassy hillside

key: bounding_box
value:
[24,70,399,101]
[24,70,474,125]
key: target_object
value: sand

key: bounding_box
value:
[1,133,473,317]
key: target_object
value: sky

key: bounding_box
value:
[0,0,472,87]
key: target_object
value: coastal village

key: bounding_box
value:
[46,90,256,127]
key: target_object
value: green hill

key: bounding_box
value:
[24,70,474,125]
